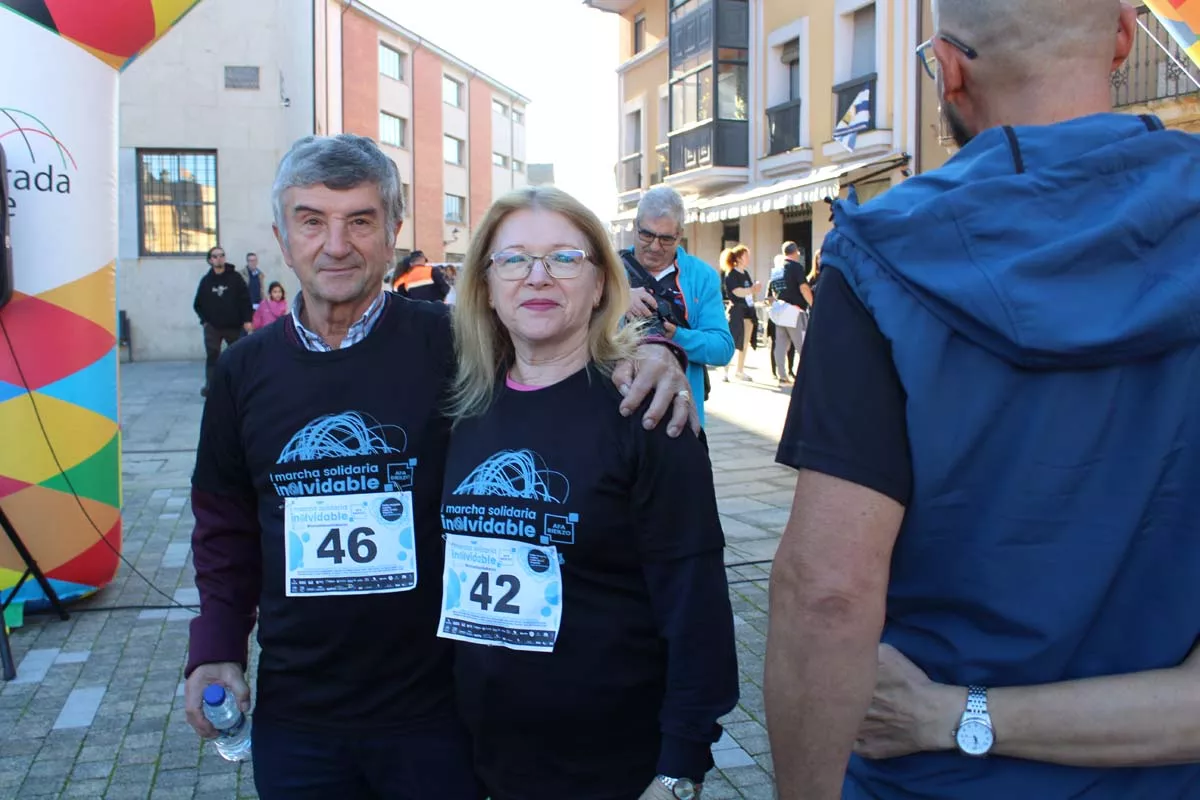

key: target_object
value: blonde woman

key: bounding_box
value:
[438,186,739,800]
[721,245,759,382]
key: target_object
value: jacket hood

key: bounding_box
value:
[826,113,1200,368]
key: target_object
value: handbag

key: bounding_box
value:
[768,299,801,328]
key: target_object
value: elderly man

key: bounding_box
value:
[622,186,734,428]
[766,0,1200,798]
[183,134,693,798]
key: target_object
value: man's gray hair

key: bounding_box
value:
[636,186,686,233]
[272,134,405,246]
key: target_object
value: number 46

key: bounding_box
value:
[469,572,521,614]
[317,527,377,564]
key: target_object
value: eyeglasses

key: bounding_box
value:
[636,227,680,248]
[488,249,589,281]
[915,33,978,80]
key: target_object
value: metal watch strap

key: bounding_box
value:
[966,685,988,715]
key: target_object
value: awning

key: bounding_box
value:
[609,151,909,232]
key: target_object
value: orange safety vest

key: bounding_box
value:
[392,264,435,293]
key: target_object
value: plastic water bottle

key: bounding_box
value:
[201,684,252,762]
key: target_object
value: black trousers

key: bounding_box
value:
[203,323,242,389]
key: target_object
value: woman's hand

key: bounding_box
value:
[612,344,699,437]
[854,644,965,760]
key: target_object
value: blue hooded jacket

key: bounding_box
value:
[821,113,1200,798]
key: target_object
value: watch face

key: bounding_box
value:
[673,779,696,799]
[956,719,994,756]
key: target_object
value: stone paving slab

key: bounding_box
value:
[2,357,795,799]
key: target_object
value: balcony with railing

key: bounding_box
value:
[650,143,669,185]
[823,73,892,161]
[759,97,813,177]
[1112,6,1200,108]
[618,153,643,195]
[767,99,802,155]
[665,120,749,191]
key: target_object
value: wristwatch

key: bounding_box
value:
[953,685,995,757]
[657,775,701,799]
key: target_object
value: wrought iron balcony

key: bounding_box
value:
[767,98,802,156]
[1112,5,1200,107]
[619,153,642,193]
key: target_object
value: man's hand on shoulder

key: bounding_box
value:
[611,342,698,437]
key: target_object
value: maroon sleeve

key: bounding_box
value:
[186,488,261,676]
[186,353,262,677]
[643,334,690,369]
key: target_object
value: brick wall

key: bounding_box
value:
[468,77,493,234]
[412,47,445,260]
[341,9,379,139]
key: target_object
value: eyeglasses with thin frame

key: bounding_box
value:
[636,227,680,249]
[488,249,590,281]
[915,32,979,80]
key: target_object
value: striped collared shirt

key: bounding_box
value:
[290,290,387,352]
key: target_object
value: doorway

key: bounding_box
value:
[782,217,813,269]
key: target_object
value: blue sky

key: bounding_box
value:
[372,0,621,217]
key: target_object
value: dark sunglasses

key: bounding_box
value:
[915,32,978,80]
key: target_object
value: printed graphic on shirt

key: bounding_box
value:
[267,411,419,597]
[440,449,578,650]
[212,285,228,296]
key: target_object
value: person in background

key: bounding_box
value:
[393,250,451,303]
[808,248,823,294]
[245,252,265,310]
[441,184,738,800]
[768,242,814,388]
[765,0,1200,797]
[622,185,734,428]
[251,281,288,330]
[442,264,459,306]
[722,246,759,383]
[193,245,252,397]
[766,254,796,383]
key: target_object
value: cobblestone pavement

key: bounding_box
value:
[1,354,796,799]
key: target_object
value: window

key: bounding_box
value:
[717,58,748,120]
[513,160,524,172]
[380,44,404,81]
[444,194,465,223]
[512,108,525,125]
[626,109,643,155]
[851,3,877,77]
[671,67,713,130]
[445,252,466,263]
[379,112,406,148]
[633,13,647,54]
[137,150,219,256]
[443,75,463,107]
[493,152,509,167]
[493,99,509,117]
[784,38,801,100]
[444,135,464,165]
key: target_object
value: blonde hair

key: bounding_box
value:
[448,186,640,422]
[720,244,748,273]
[808,248,822,284]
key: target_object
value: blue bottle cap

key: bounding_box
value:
[202,684,227,706]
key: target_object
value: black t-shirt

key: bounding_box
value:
[193,294,458,730]
[779,258,810,310]
[442,366,728,799]
[776,268,913,504]
[724,269,754,317]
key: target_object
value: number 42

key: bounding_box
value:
[317,527,377,564]
[469,572,521,614]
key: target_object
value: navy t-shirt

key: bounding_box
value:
[192,294,458,730]
[441,365,738,800]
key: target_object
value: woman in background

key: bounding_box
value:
[722,245,759,383]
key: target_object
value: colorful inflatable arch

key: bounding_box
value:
[0,0,204,609]
[1145,0,1200,68]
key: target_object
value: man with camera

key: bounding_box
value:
[622,186,734,428]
